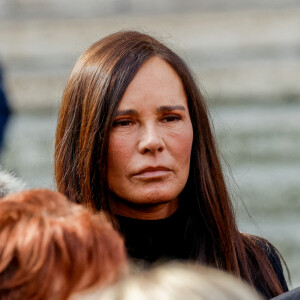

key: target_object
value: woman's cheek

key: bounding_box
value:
[109,134,136,164]
[171,124,193,152]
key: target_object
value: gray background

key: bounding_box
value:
[0,0,299,288]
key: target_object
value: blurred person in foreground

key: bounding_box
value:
[86,262,265,300]
[0,63,11,155]
[54,30,289,298]
[0,168,27,197]
[0,189,128,300]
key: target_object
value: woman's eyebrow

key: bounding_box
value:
[157,105,185,112]
[115,106,185,116]
[115,109,137,117]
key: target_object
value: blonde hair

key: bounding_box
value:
[0,189,127,300]
[97,262,265,300]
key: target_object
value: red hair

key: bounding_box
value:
[0,189,127,300]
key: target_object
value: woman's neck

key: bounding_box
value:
[114,198,179,220]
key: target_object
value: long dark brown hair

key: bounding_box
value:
[55,31,287,297]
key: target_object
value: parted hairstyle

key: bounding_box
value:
[96,262,265,300]
[0,189,127,300]
[55,30,287,298]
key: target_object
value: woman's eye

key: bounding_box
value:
[163,115,181,122]
[113,120,133,127]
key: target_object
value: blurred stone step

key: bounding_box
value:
[1,9,299,60]
[230,162,300,212]
[212,104,300,133]
[1,0,300,20]
[219,133,300,164]
[213,104,300,163]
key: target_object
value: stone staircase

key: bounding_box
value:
[0,1,300,110]
[0,0,299,288]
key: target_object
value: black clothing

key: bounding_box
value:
[117,210,288,298]
[271,287,300,300]
[117,209,191,263]
[257,240,289,294]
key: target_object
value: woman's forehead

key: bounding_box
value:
[117,57,188,110]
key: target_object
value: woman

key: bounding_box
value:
[0,189,127,300]
[55,31,288,298]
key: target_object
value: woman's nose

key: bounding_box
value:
[138,125,165,154]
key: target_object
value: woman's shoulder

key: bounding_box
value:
[242,233,289,293]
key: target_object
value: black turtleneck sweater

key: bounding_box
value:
[117,209,191,263]
[116,210,289,298]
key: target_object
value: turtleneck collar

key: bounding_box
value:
[116,209,191,263]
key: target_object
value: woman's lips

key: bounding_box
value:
[133,167,171,179]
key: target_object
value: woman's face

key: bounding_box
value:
[107,57,193,219]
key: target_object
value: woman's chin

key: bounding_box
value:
[128,189,178,205]
[115,194,179,219]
